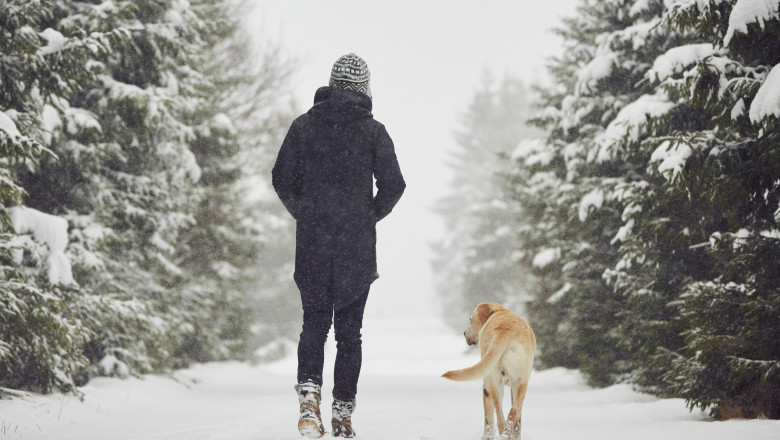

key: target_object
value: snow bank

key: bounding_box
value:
[647,43,717,82]
[724,0,780,46]
[749,63,780,124]
[9,206,75,285]
[3,317,779,440]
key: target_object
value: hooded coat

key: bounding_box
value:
[272,86,406,310]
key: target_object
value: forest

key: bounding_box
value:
[436,0,779,420]
[1,0,778,422]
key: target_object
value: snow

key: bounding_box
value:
[731,98,746,120]
[8,206,74,285]
[593,94,676,162]
[512,138,553,166]
[41,104,62,145]
[646,43,717,83]
[617,21,660,50]
[577,50,617,94]
[181,147,202,182]
[0,111,22,137]
[724,0,780,46]
[212,113,236,134]
[749,63,780,123]
[65,107,102,135]
[612,218,636,245]
[38,28,67,56]
[651,140,693,183]
[1,317,778,440]
[629,0,653,17]
[578,188,605,222]
[97,355,130,379]
[547,282,571,304]
[532,247,560,268]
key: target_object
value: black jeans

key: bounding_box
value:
[297,289,369,402]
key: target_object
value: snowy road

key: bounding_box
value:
[2,319,778,440]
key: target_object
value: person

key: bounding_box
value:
[272,53,406,438]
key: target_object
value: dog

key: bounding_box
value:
[442,303,536,440]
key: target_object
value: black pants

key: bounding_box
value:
[297,289,369,402]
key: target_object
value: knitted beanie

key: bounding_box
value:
[329,53,371,99]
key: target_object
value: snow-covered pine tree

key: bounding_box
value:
[631,0,780,419]
[9,0,285,379]
[171,0,298,365]
[433,76,539,330]
[508,0,680,385]
[0,0,120,393]
[2,0,297,391]
[503,137,573,369]
[16,0,216,376]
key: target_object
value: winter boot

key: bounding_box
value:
[295,382,325,438]
[331,399,356,438]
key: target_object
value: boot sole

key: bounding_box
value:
[298,418,325,438]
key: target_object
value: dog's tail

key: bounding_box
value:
[441,337,509,381]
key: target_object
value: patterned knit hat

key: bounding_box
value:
[329,53,371,99]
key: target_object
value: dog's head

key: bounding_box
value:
[464,302,510,346]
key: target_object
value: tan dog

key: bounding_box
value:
[442,303,536,440]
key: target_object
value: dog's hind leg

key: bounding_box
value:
[481,379,502,440]
[493,380,505,434]
[504,381,528,440]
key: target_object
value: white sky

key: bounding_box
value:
[248,0,579,319]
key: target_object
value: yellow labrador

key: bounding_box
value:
[442,303,536,440]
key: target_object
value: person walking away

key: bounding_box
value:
[272,53,406,438]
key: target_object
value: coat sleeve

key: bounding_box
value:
[373,124,406,221]
[272,119,302,219]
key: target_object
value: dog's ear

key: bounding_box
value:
[477,303,495,325]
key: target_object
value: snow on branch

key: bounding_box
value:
[650,139,693,183]
[512,138,553,166]
[9,206,75,286]
[592,94,676,162]
[724,0,780,46]
[0,111,22,137]
[646,43,718,82]
[38,28,67,56]
[749,63,780,125]
[532,247,561,269]
[577,50,618,95]
[578,188,605,222]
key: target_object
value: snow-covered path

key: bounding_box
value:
[2,318,778,440]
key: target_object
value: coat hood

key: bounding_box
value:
[307,86,373,124]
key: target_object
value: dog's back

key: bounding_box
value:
[442,303,536,440]
[442,311,535,382]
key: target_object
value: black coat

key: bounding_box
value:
[272,87,406,310]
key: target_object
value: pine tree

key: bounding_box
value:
[171,0,298,365]
[636,0,780,418]
[505,0,680,385]
[0,0,120,393]
[15,0,220,375]
[2,0,298,390]
[433,76,540,329]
